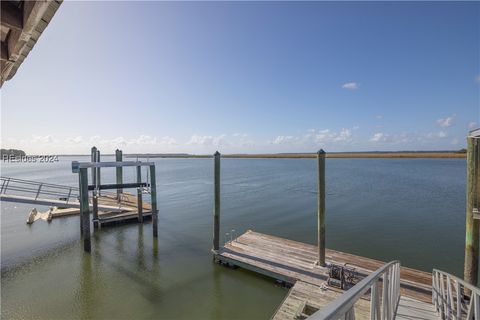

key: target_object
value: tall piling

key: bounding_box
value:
[150,165,158,237]
[91,147,98,223]
[317,149,326,266]
[464,136,479,286]
[137,166,143,223]
[96,150,101,196]
[79,167,91,252]
[213,151,221,251]
[116,149,123,199]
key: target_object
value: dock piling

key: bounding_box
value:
[464,136,479,286]
[96,150,101,196]
[213,151,221,251]
[116,149,123,199]
[317,149,326,267]
[91,147,99,223]
[79,167,91,252]
[137,166,143,223]
[150,165,158,237]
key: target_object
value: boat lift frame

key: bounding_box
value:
[71,160,158,252]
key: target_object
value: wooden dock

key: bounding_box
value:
[214,230,433,320]
[25,192,152,226]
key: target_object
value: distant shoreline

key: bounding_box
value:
[10,151,466,159]
[125,152,466,159]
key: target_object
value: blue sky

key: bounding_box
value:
[1,1,479,154]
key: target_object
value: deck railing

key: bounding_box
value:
[0,176,117,203]
[433,269,480,320]
[0,176,80,202]
[308,261,401,320]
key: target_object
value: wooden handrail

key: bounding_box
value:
[308,261,401,320]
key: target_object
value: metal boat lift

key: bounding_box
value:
[71,160,158,252]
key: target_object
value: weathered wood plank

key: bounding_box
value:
[216,229,433,319]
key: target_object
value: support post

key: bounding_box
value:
[464,136,479,286]
[91,147,98,224]
[150,165,158,237]
[213,151,221,251]
[116,149,123,200]
[96,150,101,196]
[137,166,143,223]
[317,149,326,266]
[79,168,91,252]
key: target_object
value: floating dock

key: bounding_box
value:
[214,230,433,320]
[25,192,152,226]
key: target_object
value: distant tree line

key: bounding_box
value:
[0,149,26,157]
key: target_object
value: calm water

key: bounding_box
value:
[1,157,466,319]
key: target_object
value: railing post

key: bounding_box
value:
[371,281,381,320]
[455,280,461,320]
[79,167,91,252]
[447,276,454,320]
[317,149,326,266]
[346,307,355,320]
[474,294,479,320]
[150,164,158,238]
[213,151,221,251]
[0,178,7,194]
[35,183,43,200]
[382,269,390,320]
[137,166,143,223]
[464,136,479,287]
[440,273,447,319]
[66,187,72,204]
[3,177,11,194]
[116,149,123,200]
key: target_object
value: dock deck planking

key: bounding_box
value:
[272,281,371,320]
[215,230,433,319]
[24,192,152,226]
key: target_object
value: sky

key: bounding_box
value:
[1,1,479,154]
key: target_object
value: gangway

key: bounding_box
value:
[306,262,479,320]
[0,176,125,212]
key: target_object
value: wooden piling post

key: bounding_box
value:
[137,166,143,223]
[116,149,123,199]
[96,150,101,196]
[79,167,91,252]
[91,147,99,224]
[464,136,479,286]
[213,151,221,251]
[317,149,326,267]
[150,165,158,237]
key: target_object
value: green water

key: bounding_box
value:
[1,157,466,319]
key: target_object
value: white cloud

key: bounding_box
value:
[65,136,83,144]
[370,132,388,142]
[187,134,228,146]
[270,135,296,145]
[437,115,455,128]
[475,75,480,84]
[341,82,359,90]
[426,131,448,139]
[375,115,383,120]
[271,127,356,146]
[233,133,247,138]
[469,122,477,129]
[312,129,336,143]
[335,128,352,141]
[31,135,56,144]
